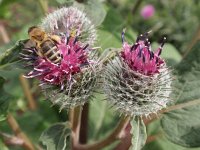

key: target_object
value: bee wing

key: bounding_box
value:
[24,40,37,48]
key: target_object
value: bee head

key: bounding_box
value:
[28,26,46,41]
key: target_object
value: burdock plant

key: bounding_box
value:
[104,30,172,116]
[103,30,172,149]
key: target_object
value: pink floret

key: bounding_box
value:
[27,37,89,85]
[121,33,165,76]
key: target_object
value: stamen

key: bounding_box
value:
[157,37,166,56]
[73,36,78,45]
[138,47,143,58]
[131,43,138,51]
[83,44,89,50]
[121,28,126,43]
[150,51,154,60]
[142,54,145,63]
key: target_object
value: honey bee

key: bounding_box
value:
[28,26,62,64]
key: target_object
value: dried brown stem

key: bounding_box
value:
[0,23,10,44]
[6,113,35,150]
[74,116,130,150]
[19,75,37,110]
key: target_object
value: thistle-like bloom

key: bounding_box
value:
[41,7,97,46]
[103,30,172,116]
[140,4,155,19]
[22,35,98,109]
[21,7,98,109]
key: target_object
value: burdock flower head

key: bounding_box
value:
[21,7,98,110]
[41,6,97,47]
[103,30,172,116]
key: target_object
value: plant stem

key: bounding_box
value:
[7,113,35,150]
[79,103,89,144]
[70,105,82,149]
[132,0,143,15]
[19,75,37,110]
[146,133,162,144]
[75,116,130,150]
[183,25,200,58]
[162,98,200,113]
[37,0,48,15]
[144,98,200,125]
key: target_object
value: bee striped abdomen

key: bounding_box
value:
[40,40,62,64]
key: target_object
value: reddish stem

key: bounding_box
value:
[79,103,89,144]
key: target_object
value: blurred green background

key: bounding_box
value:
[0,0,200,150]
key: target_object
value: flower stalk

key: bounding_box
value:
[73,116,130,150]
[19,74,37,110]
[7,113,35,150]
[70,105,83,148]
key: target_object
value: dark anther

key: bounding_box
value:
[142,54,145,63]
[136,36,139,43]
[66,35,70,45]
[156,57,158,63]
[161,37,166,48]
[138,47,143,58]
[75,48,82,53]
[73,36,78,45]
[121,28,126,43]
[150,51,154,60]
[131,43,138,51]
[78,55,85,60]
[68,49,71,55]
[83,44,89,50]
[158,37,166,56]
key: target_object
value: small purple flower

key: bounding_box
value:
[140,4,155,19]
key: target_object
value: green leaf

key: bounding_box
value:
[0,76,12,121]
[88,93,119,141]
[130,116,147,150]
[56,0,74,5]
[74,0,106,27]
[152,43,182,66]
[0,139,9,150]
[161,41,200,147]
[0,40,27,70]
[40,122,71,150]
[143,136,200,150]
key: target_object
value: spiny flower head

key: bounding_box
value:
[41,6,97,47]
[25,36,89,86]
[103,30,172,116]
[21,6,98,109]
[22,34,98,109]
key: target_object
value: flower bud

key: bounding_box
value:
[103,31,172,116]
